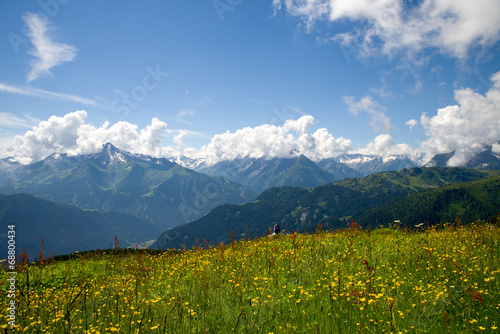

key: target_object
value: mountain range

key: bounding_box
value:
[424,145,500,170]
[319,154,418,176]
[176,152,419,177]
[191,152,421,193]
[0,143,256,232]
[196,155,340,194]
[185,148,499,192]
[1,142,500,257]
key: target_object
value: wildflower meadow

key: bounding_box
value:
[2,221,500,333]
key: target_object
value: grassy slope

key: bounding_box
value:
[3,224,499,333]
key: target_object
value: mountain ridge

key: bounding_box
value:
[196,155,340,193]
[353,175,500,228]
[151,167,498,250]
[424,144,500,169]
[0,143,256,232]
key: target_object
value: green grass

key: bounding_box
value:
[2,222,500,333]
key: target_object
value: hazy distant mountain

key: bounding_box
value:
[174,152,431,192]
[424,152,456,168]
[175,153,417,180]
[0,143,256,230]
[466,148,500,169]
[0,193,160,257]
[0,158,22,185]
[177,145,500,178]
[316,158,363,179]
[332,154,419,176]
[425,145,500,169]
[151,167,496,250]
[171,156,210,171]
[197,155,338,193]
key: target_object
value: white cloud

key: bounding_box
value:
[5,77,499,167]
[344,95,392,133]
[420,70,500,165]
[173,130,189,149]
[492,143,500,155]
[284,114,315,134]
[272,0,282,15]
[192,115,352,163]
[357,133,422,161]
[405,119,418,131]
[0,111,170,164]
[273,0,330,31]
[5,111,88,164]
[0,113,353,165]
[274,0,500,59]
[24,13,78,83]
[0,82,96,105]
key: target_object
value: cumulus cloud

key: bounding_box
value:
[420,70,500,165]
[24,13,78,83]
[173,130,189,149]
[4,111,87,164]
[493,143,500,155]
[273,0,330,30]
[191,115,352,164]
[1,111,170,164]
[171,115,350,163]
[274,0,500,59]
[0,113,354,165]
[6,78,499,167]
[357,133,422,162]
[344,96,392,133]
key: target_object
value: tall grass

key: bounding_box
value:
[1,222,500,333]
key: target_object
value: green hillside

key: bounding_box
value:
[354,175,500,228]
[0,193,160,257]
[152,167,497,249]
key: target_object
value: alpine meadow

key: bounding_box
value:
[1,221,500,333]
[2,1,500,333]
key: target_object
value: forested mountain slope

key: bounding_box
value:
[152,167,497,249]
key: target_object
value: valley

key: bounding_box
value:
[1,142,499,257]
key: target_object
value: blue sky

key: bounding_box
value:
[1,0,500,165]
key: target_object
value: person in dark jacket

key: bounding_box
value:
[274,224,280,235]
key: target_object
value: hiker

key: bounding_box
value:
[274,224,280,235]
